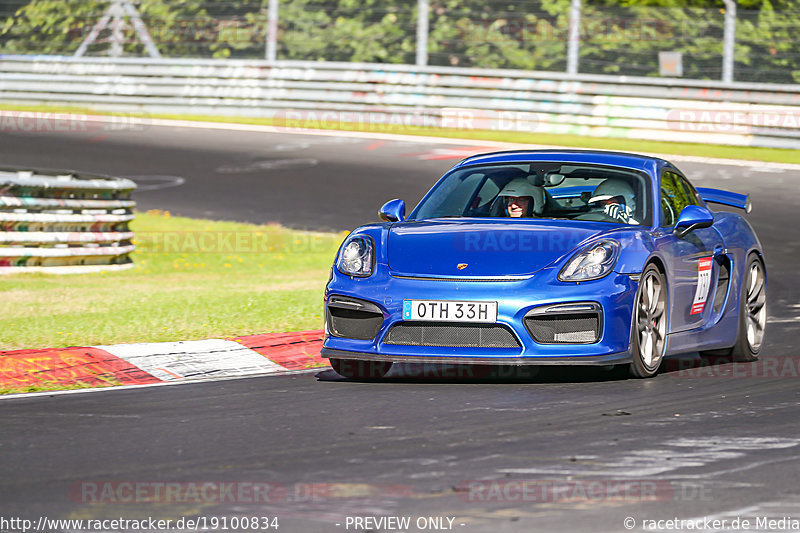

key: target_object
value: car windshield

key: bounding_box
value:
[409,162,651,225]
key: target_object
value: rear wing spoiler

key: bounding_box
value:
[696,187,752,213]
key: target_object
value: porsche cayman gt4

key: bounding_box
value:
[322,150,766,379]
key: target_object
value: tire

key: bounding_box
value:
[330,358,392,380]
[629,264,668,378]
[728,254,767,362]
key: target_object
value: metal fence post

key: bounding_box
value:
[566,0,581,75]
[121,0,161,58]
[266,0,279,62]
[722,0,736,83]
[416,0,429,67]
[75,0,160,58]
[109,0,124,57]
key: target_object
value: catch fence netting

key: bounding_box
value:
[1,0,799,83]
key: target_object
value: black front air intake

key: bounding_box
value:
[384,323,521,348]
[713,256,731,315]
[524,303,602,344]
[326,296,384,340]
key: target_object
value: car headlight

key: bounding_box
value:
[336,235,375,277]
[559,240,620,282]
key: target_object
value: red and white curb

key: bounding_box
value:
[0,330,327,397]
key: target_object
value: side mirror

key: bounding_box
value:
[674,205,714,238]
[379,199,405,223]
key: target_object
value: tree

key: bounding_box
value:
[277,0,416,63]
[0,0,268,58]
[2,0,800,82]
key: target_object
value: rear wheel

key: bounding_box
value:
[727,255,767,362]
[330,358,392,380]
[629,264,668,378]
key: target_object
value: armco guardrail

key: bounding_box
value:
[1,55,800,149]
[0,167,136,274]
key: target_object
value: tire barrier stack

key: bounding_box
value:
[0,168,136,274]
[2,55,800,149]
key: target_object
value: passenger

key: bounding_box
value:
[588,180,639,224]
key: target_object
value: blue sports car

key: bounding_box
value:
[322,150,767,379]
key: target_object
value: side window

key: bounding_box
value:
[473,177,500,210]
[660,171,694,227]
[677,175,703,208]
[423,172,483,217]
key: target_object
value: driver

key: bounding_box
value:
[588,179,639,224]
[496,178,544,218]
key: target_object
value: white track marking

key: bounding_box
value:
[499,437,800,478]
[748,166,785,173]
[96,339,285,381]
[126,175,186,191]
[683,499,800,532]
[215,158,319,173]
[767,316,800,323]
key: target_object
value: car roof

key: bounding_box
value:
[454,149,671,174]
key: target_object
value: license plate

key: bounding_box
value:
[402,300,497,323]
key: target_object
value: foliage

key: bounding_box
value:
[735,3,800,82]
[277,0,416,62]
[1,0,799,81]
[0,0,268,58]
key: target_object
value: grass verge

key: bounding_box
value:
[2,103,800,165]
[0,211,344,350]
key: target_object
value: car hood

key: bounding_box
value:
[386,219,607,278]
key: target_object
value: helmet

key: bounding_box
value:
[589,179,638,223]
[497,177,542,199]
[496,177,545,217]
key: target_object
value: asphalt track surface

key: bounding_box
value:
[2,124,800,532]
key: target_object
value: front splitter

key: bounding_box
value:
[321,348,632,366]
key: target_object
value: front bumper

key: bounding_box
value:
[323,267,638,366]
[321,348,632,366]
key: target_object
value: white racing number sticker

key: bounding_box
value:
[691,257,714,315]
[402,300,497,323]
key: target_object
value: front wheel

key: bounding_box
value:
[629,264,668,378]
[330,358,392,380]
